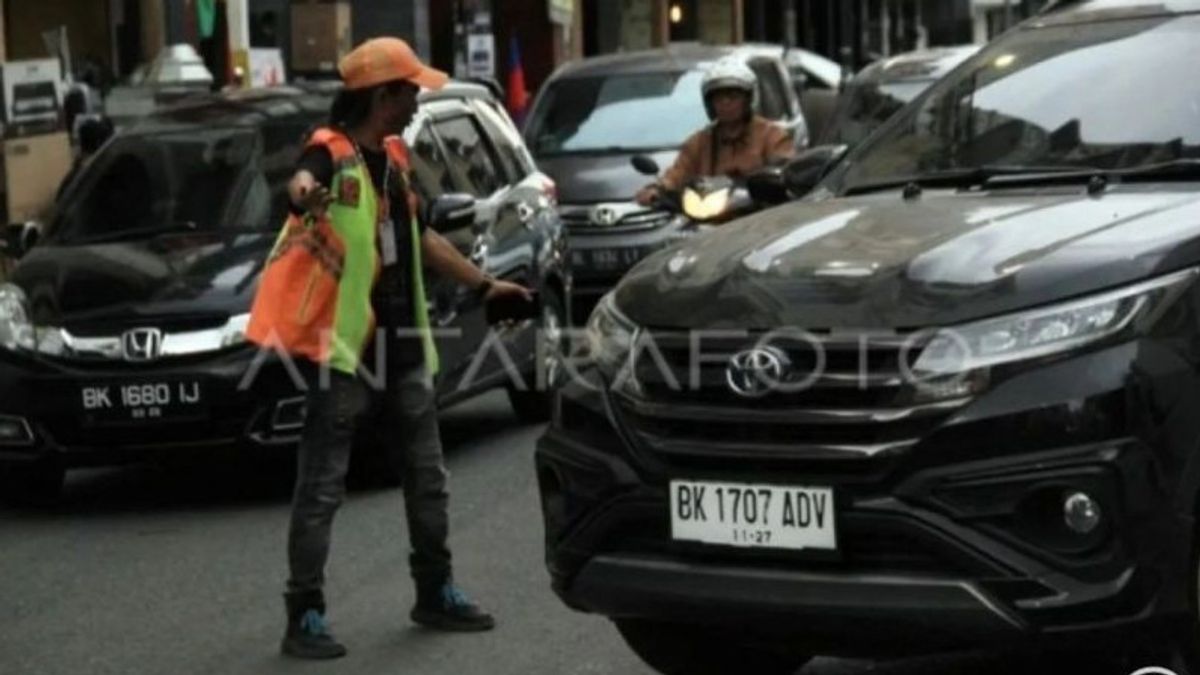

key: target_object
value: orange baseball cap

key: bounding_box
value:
[338,37,449,91]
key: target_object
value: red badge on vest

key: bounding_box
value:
[338,176,361,207]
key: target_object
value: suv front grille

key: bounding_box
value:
[612,331,973,470]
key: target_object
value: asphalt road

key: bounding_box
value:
[0,391,1168,675]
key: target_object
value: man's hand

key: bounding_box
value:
[484,278,533,303]
[290,171,333,218]
[635,185,660,207]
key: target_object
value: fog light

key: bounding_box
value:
[0,415,34,445]
[1063,491,1102,534]
[271,397,307,432]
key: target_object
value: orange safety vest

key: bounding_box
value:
[246,126,438,375]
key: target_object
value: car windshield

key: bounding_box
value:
[52,127,271,244]
[841,13,1200,191]
[823,79,933,147]
[526,71,710,155]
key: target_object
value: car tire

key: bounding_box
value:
[506,288,567,424]
[614,619,812,675]
[2,458,65,506]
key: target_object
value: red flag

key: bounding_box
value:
[507,36,530,125]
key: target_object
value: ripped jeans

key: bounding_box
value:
[286,363,451,594]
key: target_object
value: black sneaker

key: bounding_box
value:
[282,608,348,659]
[410,583,496,632]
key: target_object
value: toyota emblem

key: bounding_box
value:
[726,346,789,398]
[590,205,620,227]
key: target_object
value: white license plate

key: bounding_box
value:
[79,380,206,422]
[670,480,837,551]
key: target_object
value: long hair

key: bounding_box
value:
[329,81,411,129]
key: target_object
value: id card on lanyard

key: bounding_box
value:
[379,217,399,265]
[377,161,400,266]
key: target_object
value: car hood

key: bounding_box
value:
[535,149,678,204]
[615,185,1200,330]
[10,230,273,329]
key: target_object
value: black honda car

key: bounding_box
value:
[0,82,569,501]
[537,1,1200,672]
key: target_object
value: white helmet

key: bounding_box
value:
[701,57,757,119]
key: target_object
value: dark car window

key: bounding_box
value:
[53,128,261,244]
[843,14,1200,189]
[473,100,528,184]
[434,116,503,197]
[793,67,834,91]
[526,71,709,155]
[409,124,455,200]
[260,122,312,225]
[750,59,789,120]
[823,79,932,147]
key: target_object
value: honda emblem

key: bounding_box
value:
[121,328,164,361]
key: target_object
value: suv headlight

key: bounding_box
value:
[913,268,1198,375]
[585,293,638,375]
[0,284,34,351]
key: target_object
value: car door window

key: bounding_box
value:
[472,101,528,184]
[750,59,788,120]
[409,125,455,201]
[434,116,503,197]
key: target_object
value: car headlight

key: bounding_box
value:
[220,312,251,347]
[682,187,730,221]
[0,284,34,351]
[585,293,638,375]
[913,268,1198,375]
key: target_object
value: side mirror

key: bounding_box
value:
[631,155,660,177]
[783,145,849,198]
[3,221,41,259]
[426,193,477,232]
[746,168,790,206]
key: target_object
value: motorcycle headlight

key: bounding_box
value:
[913,268,1198,375]
[219,313,251,348]
[585,293,638,375]
[682,187,730,221]
[0,284,34,352]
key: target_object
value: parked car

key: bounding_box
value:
[537,1,1200,672]
[783,47,844,141]
[0,81,569,501]
[523,43,808,323]
[821,45,979,150]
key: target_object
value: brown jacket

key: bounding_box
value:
[660,116,795,191]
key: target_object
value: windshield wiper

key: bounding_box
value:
[845,158,1200,197]
[1112,158,1200,182]
[843,165,1088,196]
[68,222,200,245]
[539,145,672,157]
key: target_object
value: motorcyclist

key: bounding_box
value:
[635,57,795,207]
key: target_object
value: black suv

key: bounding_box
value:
[537,1,1200,671]
[0,82,569,500]
[523,44,807,322]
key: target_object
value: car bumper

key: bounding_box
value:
[571,554,1026,650]
[0,345,308,468]
[536,341,1198,655]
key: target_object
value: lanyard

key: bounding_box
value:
[351,140,391,222]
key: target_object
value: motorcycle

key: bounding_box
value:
[631,154,790,228]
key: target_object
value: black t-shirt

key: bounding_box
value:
[294,142,429,368]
